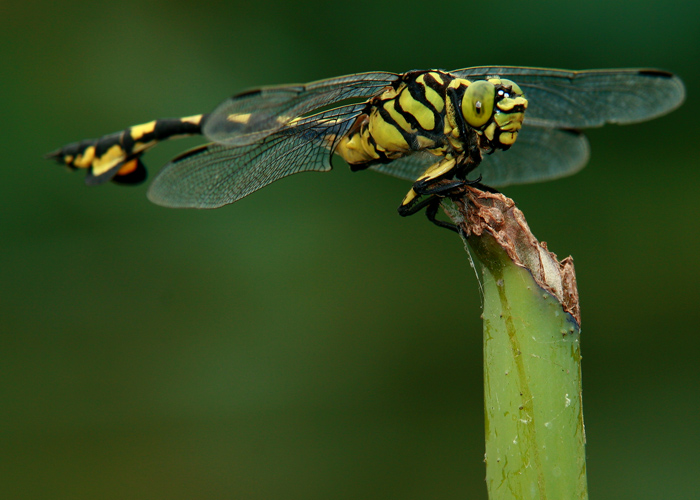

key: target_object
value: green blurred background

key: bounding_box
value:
[2,1,699,498]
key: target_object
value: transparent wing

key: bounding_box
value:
[369,126,590,188]
[369,152,437,182]
[450,66,685,129]
[203,71,399,147]
[474,128,590,187]
[148,104,365,208]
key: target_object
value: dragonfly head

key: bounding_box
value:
[461,78,528,151]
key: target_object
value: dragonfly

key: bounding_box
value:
[46,66,685,231]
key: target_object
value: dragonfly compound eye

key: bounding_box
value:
[462,80,496,128]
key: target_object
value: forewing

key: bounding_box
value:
[450,66,685,128]
[369,126,590,188]
[203,72,399,147]
[148,104,365,208]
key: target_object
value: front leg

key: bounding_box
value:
[397,192,459,232]
[397,157,467,232]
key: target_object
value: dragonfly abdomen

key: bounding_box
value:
[46,114,206,185]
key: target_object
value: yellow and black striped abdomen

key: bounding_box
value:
[334,71,450,169]
[47,114,206,185]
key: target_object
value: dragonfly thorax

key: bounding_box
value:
[335,71,456,169]
[333,71,529,174]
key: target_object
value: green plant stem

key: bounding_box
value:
[473,234,587,499]
[446,188,588,499]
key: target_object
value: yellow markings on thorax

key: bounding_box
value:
[369,104,410,152]
[129,120,157,141]
[442,78,478,153]
[444,94,461,139]
[385,99,415,134]
[416,73,445,114]
[399,88,434,131]
[426,71,444,86]
[448,78,469,90]
[72,145,96,169]
[334,116,382,164]
[336,133,382,163]
[335,72,462,167]
[443,102,465,153]
[444,95,457,137]
[424,85,444,114]
[445,78,468,144]
[335,132,377,164]
[92,144,127,176]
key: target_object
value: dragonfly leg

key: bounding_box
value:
[413,177,465,196]
[468,180,500,194]
[425,196,461,233]
[398,176,473,233]
[398,194,460,233]
[397,157,484,232]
